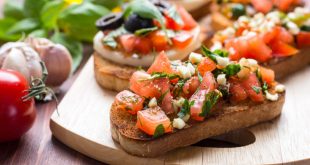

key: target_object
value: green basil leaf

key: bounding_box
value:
[197,70,203,83]
[58,2,110,42]
[24,0,48,18]
[150,72,180,80]
[213,49,229,57]
[201,46,217,62]
[3,0,24,20]
[173,78,189,97]
[167,6,183,26]
[103,26,127,48]
[0,18,21,41]
[199,91,221,117]
[8,18,40,34]
[223,64,241,77]
[153,124,165,138]
[177,99,194,118]
[41,0,66,30]
[135,27,158,36]
[262,82,268,94]
[251,86,261,94]
[51,32,83,72]
[29,29,48,38]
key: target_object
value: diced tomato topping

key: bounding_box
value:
[251,0,273,13]
[270,41,299,57]
[182,76,200,97]
[197,57,217,76]
[247,36,273,62]
[119,34,136,53]
[260,67,275,85]
[136,106,172,136]
[189,89,209,121]
[200,72,216,91]
[273,26,294,44]
[149,31,169,52]
[229,78,248,103]
[165,14,184,31]
[114,90,145,114]
[297,31,310,48]
[236,27,246,37]
[225,38,249,61]
[134,37,152,54]
[147,51,175,74]
[272,0,295,11]
[177,6,197,30]
[172,32,193,49]
[241,73,264,102]
[160,92,174,114]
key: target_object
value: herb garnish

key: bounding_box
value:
[222,64,241,77]
[199,91,221,117]
[134,27,158,36]
[177,99,194,118]
[102,26,127,48]
[262,82,268,94]
[251,86,262,94]
[197,70,203,83]
[173,78,189,97]
[153,124,165,138]
[151,72,180,80]
[167,6,184,26]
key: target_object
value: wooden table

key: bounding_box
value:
[0,49,103,165]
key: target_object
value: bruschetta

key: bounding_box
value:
[110,48,285,157]
[94,0,201,91]
[210,7,310,79]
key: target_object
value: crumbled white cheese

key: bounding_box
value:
[177,65,191,79]
[181,114,190,122]
[266,91,279,101]
[187,63,195,75]
[217,74,227,86]
[287,21,300,35]
[216,56,230,67]
[148,97,157,108]
[246,6,256,16]
[173,118,186,129]
[238,16,250,26]
[189,52,203,64]
[275,84,285,93]
[239,58,258,68]
[221,27,236,38]
[294,7,310,15]
[266,11,281,24]
[211,41,223,51]
[175,97,185,107]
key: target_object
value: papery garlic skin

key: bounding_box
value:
[25,37,73,87]
[0,42,43,83]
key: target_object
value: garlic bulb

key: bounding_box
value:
[0,42,43,83]
[25,37,73,87]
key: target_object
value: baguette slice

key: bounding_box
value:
[110,93,285,157]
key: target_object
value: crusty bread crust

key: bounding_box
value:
[110,93,285,157]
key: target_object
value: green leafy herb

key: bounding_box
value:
[178,99,194,118]
[262,82,268,94]
[0,18,21,41]
[40,0,66,30]
[197,70,203,83]
[28,29,47,38]
[167,6,184,26]
[199,91,221,117]
[173,78,189,97]
[231,4,246,19]
[3,0,24,20]
[153,124,165,138]
[201,46,217,61]
[51,32,83,72]
[151,72,180,80]
[213,49,229,57]
[251,86,261,94]
[218,85,229,99]
[222,64,241,77]
[8,18,40,34]
[23,0,48,18]
[135,27,158,36]
[103,26,127,48]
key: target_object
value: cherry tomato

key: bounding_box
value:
[0,70,36,142]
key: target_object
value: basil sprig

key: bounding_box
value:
[199,91,221,117]
[153,124,165,138]
[135,27,158,36]
[178,99,194,118]
[167,6,183,26]
[102,26,127,48]
[201,46,229,62]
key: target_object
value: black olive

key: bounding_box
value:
[231,4,246,19]
[150,0,171,13]
[96,13,124,31]
[124,14,154,33]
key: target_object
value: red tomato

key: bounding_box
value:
[147,51,174,74]
[272,0,295,11]
[0,70,36,142]
[134,37,152,54]
[247,36,272,62]
[165,14,184,30]
[114,90,145,114]
[150,31,169,52]
[297,32,310,48]
[260,67,275,85]
[172,32,193,49]
[177,6,197,30]
[229,78,248,103]
[200,72,216,91]
[119,34,136,53]
[136,106,172,136]
[272,26,294,44]
[251,0,273,13]
[182,76,200,96]
[241,73,264,102]
[225,38,248,61]
[270,41,299,57]
[189,89,209,121]
[160,92,174,114]
[197,57,217,76]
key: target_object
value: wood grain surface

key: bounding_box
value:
[51,56,310,165]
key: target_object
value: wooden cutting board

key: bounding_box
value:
[50,56,310,165]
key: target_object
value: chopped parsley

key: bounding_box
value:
[153,124,165,138]
[167,6,184,26]
[222,64,241,77]
[251,86,262,94]
[177,99,194,118]
[151,72,180,80]
[199,91,221,117]
[135,27,158,36]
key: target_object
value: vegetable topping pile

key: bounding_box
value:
[96,0,197,55]
[113,47,285,137]
[212,7,310,62]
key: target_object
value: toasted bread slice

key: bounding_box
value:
[110,93,285,157]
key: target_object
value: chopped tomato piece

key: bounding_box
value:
[251,0,273,13]
[136,106,172,136]
[272,0,295,11]
[297,32,310,48]
[270,41,298,57]
[225,38,248,61]
[241,73,264,102]
[147,51,174,74]
[262,28,278,44]
[182,76,200,96]
[165,14,184,30]
[119,34,136,53]
[229,78,248,103]
[272,26,294,44]
[189,89,209,121]
[160,92,174,114]
[197,57,217,76]
[149,31,169,52]
[114,90,145,114]
[177,6,197,30]
[134,37,152,54]
[172,32,193,49]
[247,36,272,62]
[260,67,275,85]
[200,72,216,91]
